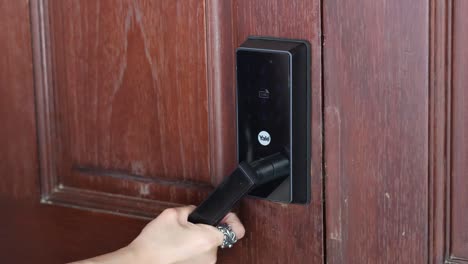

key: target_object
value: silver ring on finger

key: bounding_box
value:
[216,223,237,249]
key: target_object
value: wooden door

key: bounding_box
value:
[0,0,467,263]
[0,0,323,263]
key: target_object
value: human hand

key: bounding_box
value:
[72,205,245,264]
[129,205,245,264]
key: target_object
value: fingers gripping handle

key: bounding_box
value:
[187,162,256,226]
[188,153,289,226]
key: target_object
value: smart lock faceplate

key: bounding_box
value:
[236,37,310,203]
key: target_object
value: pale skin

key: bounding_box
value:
[71,205,245,264]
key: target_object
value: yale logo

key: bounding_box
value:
[258,131,271,146]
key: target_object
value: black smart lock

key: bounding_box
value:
[188,37,310,226]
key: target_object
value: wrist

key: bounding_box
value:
[70,245,149,264]
[127,240,169,264]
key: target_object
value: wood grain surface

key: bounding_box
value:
[425,1,468,263]
[323,0,429,263]
[428,0,451,263]
[31,0,214,213]
[206,0,237,186]
[0,199,147,263]
[47,0,210,182]
[0,0,39,199]
[0,1,144,263]
[449,1,468,260]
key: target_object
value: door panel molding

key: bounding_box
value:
[205,0,237,186]
[30,0,217,218]
[429,0,468,263]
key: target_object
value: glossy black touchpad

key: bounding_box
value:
[237,50,291,200]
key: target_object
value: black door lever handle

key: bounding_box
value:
[188,153,289,226]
